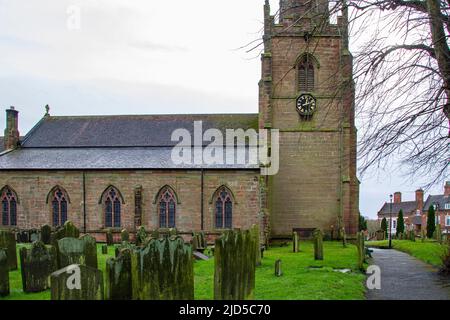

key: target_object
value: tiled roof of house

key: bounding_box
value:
[0,114,262,170]
[378,201,417,216]
[423,195,450,211]
[21,114,259,148]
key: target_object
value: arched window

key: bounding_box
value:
[1,186,17,226]
[103,187,122,228]
[215,187,233,229]
[51,188,68,227]
[158,187,176,228]
[298,55,315,92]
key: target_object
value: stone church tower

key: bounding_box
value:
[259,0,359,237]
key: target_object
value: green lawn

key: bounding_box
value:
[2,241,366,300]
[367,240,448,267]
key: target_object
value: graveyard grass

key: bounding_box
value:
[2,241,366,300]
[367,240,448,267]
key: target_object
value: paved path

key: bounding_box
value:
[366,248,450,300]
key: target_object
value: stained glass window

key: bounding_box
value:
[159,188,176,228]
[215,187,233,229]
[1,187,17,226]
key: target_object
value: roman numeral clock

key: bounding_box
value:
[296,94,316,117]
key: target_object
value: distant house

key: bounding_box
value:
[377,189,423,235]
[422,182,450,235]
[377,182,450,236]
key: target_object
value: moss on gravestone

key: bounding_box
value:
[80,234,98,269]
[40,225,52,245]
[63,221,80,238]
[0,230,17,270]
[356,231,365,271]
[136,226,147,246]
[19,241,57,293]
[214,229,256,300]
[313,229,323,261]
[57,236,97,269]
[0,248,9,296]
[50,264,104,300]
[121,229,129,242]
[106,248,132,300]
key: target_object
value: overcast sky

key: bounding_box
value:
[0,0,445,219]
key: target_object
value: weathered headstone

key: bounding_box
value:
[356,231,365,271]
[192,232,207,252]
[0,249,9,296]
[30,230,40,242]
[106,229,114,246]
[132,237,194,300]
[136,226,147,246]
[292,231,299,253]
[102,245,108,255]
[57,236,98,269]
[275,259,282,277]
[121,229,129,242]
[313,229,323,261]
[19,241,57,293]
[193,251,209,261]
[0,230,17,270]
[63,221,80,238]
[50,264,104,300]
[214,229,256,300]
[40,225,52,245]
[106,248,132,300]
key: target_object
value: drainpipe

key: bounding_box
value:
[201,168,204,230]
[83,171,87,233]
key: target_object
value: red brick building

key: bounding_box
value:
[0,1,359,241]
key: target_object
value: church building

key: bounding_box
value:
[0,1,359,242]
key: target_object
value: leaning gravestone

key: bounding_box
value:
[275,259,282,277]
[106,248,132,300]
[132,236,194,300]
[19,241,57,293]
[40,225,52,245]
[50,264,104,300]
[0,230,17,270]
[214,228,257,300]
[135,226,147,246]
[313,229,324,261]
[121,229,129,242]
[57,236,98,269]
[0,249,9,296]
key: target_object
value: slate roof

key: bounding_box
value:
[423,195,450,211]
[21,114,259,148]
[0,114,261,170]
[378,201,418,216]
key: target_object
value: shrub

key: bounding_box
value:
[396,210,405,236]
[427,205,436,239]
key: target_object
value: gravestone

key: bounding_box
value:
[0,249,9,296]
[19,241,57,293]
[0,230,17,270]
[40,225,52,245]
[102,245,108,255]
[106,229,114,246]
[275,259,282,277]
[192,232,207,252]
[132,237,194,300]
[57,236,98,269]
[356,231,365,271]
[30,230,40,243]
[50,264,104,300]
[121,229,129,242]
[63,221,80,238]
[214,229,257,300]
[313,229,323,261]
[292,232,299,253]
[193,251,209,261]
[106,248,132,300]
[136,226,147,246]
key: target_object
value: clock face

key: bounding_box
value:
[296,94,317,116]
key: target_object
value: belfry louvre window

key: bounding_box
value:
[298,57,315,92]
[51,188,68,227]
[159,187,176,228]
[1,187,17,226]
[104,187,121,228]
[215,187,233,229]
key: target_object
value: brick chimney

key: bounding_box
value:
[415,189,424,211]
[4,107,20,150]
[445,181,450,197]
[394,192,402,204]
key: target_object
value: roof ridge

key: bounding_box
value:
[46,113,258,119]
